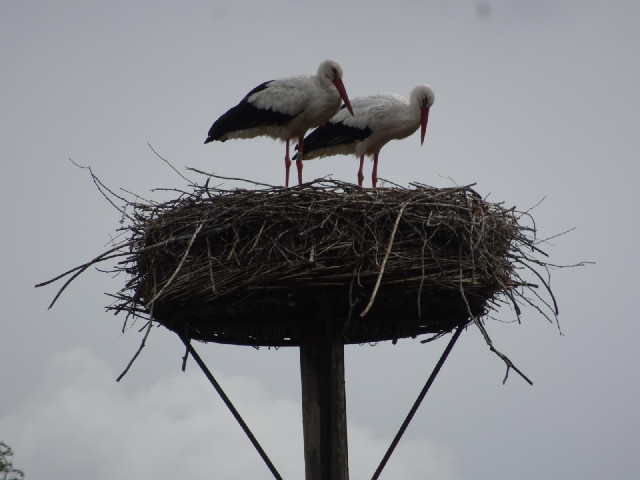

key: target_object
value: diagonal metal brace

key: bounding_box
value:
[371,323,465,480]
[179,334,284,480]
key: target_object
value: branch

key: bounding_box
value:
[116,319,152,382]
[360,201,408,317]
[146,223,203,306]
[459,281,533,385]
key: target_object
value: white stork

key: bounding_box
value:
[204,59,354,187]
[297,85,435,188]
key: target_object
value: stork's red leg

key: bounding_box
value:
[284,139,291,187]
[372,152,379,188]
[296,135,304,186]
[357,155,364,187]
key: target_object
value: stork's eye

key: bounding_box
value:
[331,67,338,79]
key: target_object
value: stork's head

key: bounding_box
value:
[410,85,435,145]
[318,59,354,116]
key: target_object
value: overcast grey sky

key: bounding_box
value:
[2,1,639,478]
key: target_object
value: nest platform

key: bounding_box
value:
[104,179,543,347]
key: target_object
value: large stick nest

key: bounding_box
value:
[35,164,575,383]
[62,176,553,348]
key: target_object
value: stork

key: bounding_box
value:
[297,85,435,188]
[204,60,354,187]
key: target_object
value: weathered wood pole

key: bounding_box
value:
[299,304,349,480]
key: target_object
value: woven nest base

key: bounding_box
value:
[153,287,477,346]
[101,178,539,347]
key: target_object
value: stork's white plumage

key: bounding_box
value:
[298,85,435,187]
[204,60,354,187]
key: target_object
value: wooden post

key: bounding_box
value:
[299,305,349,480]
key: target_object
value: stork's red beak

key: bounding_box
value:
[333,77,354,116]
[420,106,430,145]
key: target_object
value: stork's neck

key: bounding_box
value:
[408,97,423,112]
[316,74,335,91]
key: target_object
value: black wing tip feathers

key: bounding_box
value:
[204,81,275,145]
[302,122,373,155]
[204,128,223,143]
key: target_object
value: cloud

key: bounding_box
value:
[1,348,458,479]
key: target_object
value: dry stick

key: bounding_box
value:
[36,223,211,295]
[146,223,203,306]
[179,335,283,480]
[147,142,194,184]
[68,158,130,217]
[37,247,131,309]
[360,202,409,317]
[205,237,218,295]
[117,270,160,382]
[459,285,533,385]
[248,221,267,253]
[371,324,465,480]
[185,167,275,189]
[505,290,522,323]
[36,242,128,288]
[343,272,359,335]
[518,260,559,315]
[417,213,434,319]
[116,319,152,382]
[536,226,577,245]
[181,346,189,372]
[226,229,240,262]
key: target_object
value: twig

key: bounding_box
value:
[185,168,275,188]
[536,226,577,245]
[459,284,533,385]
[36,242,128,288]
[68,158,130,217]
[146,223,203,306]
[116,319,152,382]
[360,202,409,317]
[181,345,190,372]
[205,237,218,295]
[36,242,130,309]
[147,142,194,184]
[416,212,434,319]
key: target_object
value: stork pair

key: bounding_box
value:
[204,60,435,188]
